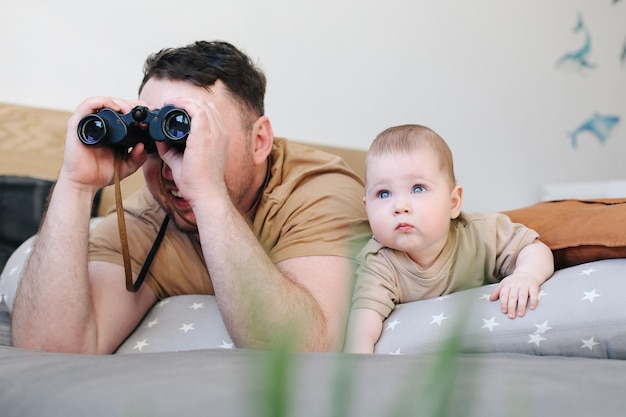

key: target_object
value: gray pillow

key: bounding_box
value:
[3,232,625,359]
[115,294,233,354]
[375,258,626,359]
[0,235,35,311]
[116,258,626,358]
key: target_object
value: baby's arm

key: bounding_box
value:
[489,241,554,319]
[343,308,385,353]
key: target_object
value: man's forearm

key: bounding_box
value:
[193,198,330,351]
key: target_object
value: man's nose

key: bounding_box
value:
[161,162,174,180]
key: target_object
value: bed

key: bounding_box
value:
[1,102,626,416]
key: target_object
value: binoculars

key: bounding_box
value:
[77,105,190,151]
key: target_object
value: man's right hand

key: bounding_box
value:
[59,97,151,191]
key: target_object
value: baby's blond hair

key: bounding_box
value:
[366,124,457,188]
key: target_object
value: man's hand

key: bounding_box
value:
[154,97,230,206]
[60,97,150,191]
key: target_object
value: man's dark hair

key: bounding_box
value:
[139,41,266,120]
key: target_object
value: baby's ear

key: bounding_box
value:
[450,185,463,218]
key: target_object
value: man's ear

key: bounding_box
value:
[450,185,463,219]
[251,115,274,165]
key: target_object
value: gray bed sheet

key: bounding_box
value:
[1,344,625,417]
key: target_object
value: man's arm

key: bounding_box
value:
[155,97,362,351]
[11,97,156,353]
[193,195,354,351]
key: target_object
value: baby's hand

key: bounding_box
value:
[489,272,541,319]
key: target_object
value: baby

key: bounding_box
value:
[344,124,554,353]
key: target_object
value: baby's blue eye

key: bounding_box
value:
[378,190,390,199]
[412,185,425,194]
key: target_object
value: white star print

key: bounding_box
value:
[582,289,601,303]
[9,266,18,276]
[538,290,548,300]
[133,339,149,351]
[430,313,448,326]
[25,246,32,254]
[528,333,546,346]
[479,293,491,301]
[179,323,195,333]
[481,317,499,332]
[434,295,450,302]
[157,299,170,308]
[389,347,403,355]
[581,337,599,350]
[219,340,234,349]
[579,268,597,276]
[534,320,552,334]
[146,319,159,328]
[189,303,205,310]
[386,318,401,330]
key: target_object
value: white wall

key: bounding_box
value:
[2,0,625,212]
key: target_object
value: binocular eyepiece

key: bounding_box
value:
[77,105,190,151]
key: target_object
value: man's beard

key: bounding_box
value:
[162,161,256,235]
[168,208,199,234]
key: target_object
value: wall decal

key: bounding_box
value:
[568,112,621,148]
[556,13,596,72]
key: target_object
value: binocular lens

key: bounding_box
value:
[163,110,191,141]
[78,115,107,145]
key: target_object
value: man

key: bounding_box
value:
[11,41,370,353]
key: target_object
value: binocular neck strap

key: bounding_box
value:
[114,153,169,292]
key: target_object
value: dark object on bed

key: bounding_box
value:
[0,176,54,272]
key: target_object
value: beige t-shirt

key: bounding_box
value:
[89,138,371,299]
[351,212,539,318]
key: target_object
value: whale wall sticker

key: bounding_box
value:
[569,113,621,148]
[555,13,596,73]
[555,10,624,150]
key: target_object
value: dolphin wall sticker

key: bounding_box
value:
[569,112,621,148]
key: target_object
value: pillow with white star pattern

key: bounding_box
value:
[374,258,626,358]
[116,258,626,357]
[2,234,626,358]
[115,294,234,353]
[0,233,235,354]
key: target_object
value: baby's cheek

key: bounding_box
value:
[370,223,392,245]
